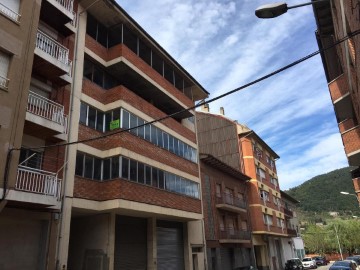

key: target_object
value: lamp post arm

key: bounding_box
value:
[287,0,329,10]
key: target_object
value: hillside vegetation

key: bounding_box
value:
[285,167,360,215]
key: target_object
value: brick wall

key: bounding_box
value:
[78,125,199,177]
[84,35,194,109]
[329,74,349,101]
[339,118,356,133]
[73,176,202,213]
[342,126,360,154]
[82,79,196,143]
[200,161,249,241]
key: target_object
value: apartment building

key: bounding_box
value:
[313,0,360,200]
[0,0,209,269]
[197,107,292,270]
[280,191,305,261]
[200,153,253,270]
[0,0,75,269]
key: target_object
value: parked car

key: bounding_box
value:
[346,257,360,270]
[313,256,328,266]
[285,258,304,270]
[330,260,357,270]
[302,257,317,269]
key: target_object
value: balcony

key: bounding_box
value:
[0,2,21,23]
[40,0,74,35]
[283,208,293,217]
[329,74,349,101]
[7,165,62,207]
[216,193,247,213]
[33,30,72,85]
[287,228,298,237]
[25,91,68,139]
[219,229,251,243]
[342,125,360,166]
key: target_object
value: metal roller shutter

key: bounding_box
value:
[114,216,147,270]
[157,221,184,270]
[220,248,233,270]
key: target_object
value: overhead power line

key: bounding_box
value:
[17,30,360,151]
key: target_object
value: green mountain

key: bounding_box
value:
[285,167,360,215]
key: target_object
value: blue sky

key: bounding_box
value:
[118,0,348,189]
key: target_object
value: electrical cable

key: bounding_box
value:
[10,29,360,152]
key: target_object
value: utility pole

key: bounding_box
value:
[334,225,343,260]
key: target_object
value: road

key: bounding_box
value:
[316,262,333,270]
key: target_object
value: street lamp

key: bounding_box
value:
[255,0,329,19]
[340,191,360,207]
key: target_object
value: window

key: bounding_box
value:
[86,14,108,47]
[0,50,10,89]
[19,148,43,169]
[83,59,119,89]
[241,221,248,231]
[216,184,221,197]
[0,0,20,22]
[266,155,270,164]
[79,103,105,132]
[256,167,266,180]
[277,218,282,227]
[271,177,278,186]
[260,190,269,201]
[74,151,200,198]
[263,214,273,225]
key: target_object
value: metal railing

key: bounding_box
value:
[36,30,71,66]
[219,229,251,240]
[70,10,77,27]
[16,165,61,199]
[55,0,74,13]
[216,193,247,209]
[27,91,68,133]
[0,75,9,89]
[0,3,21,22]
[283,208,293,217]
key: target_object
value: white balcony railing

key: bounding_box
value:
[55,0,74,13]
[16,165,61,199]
[0,3,21,22]
[0,75,9,89]
[36,30,71,67]
[27,91,68,133]
[70,10,77,27]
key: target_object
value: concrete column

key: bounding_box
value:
[147,217,157,270]
[57,198,73,270]
[108,213,116,270]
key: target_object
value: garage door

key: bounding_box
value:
[157,221,184,270]
[220,248,233,270]
[114,216,147,270]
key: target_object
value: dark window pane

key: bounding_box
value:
[166,173,175,192]
[108,27,122,48]
[84,155,93,179]
[138,163,145,184]
[93,66,103,87]
[123,25,138,54]
[152,52,163,75]
[93,158,102,180]
[175,176,181,193]
[79,103,87,125]
[75,152,84,176]
[179,141,184,157]
[163,133,169,150]
[169,135,174,153]
[96,111,104,131]
[105,112,112,132]
[86,14,97,41]
[113,109,120,122]
[157,129,163,148]
[150,125,157,145]
[83,59,93,81]
[104,74,117,89]
[174,138,179,155]
[137,119,145,139]
[130,113,138,135]
[130,160,137,182]
[121,157,129,179]
[184,145,190,160]
[181,178,186,194]
[145,166,151,186]
[111,157,119,179]
[158,170,164,189]
[164,62,174,84]
[122,110,130,129]
[139,39,151,66]
[174,71,183,91]
[103,158,111,180]
[88,107,96,129]
[97,23,108,47]
[145,124,151,141]
[152,168,158,188]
